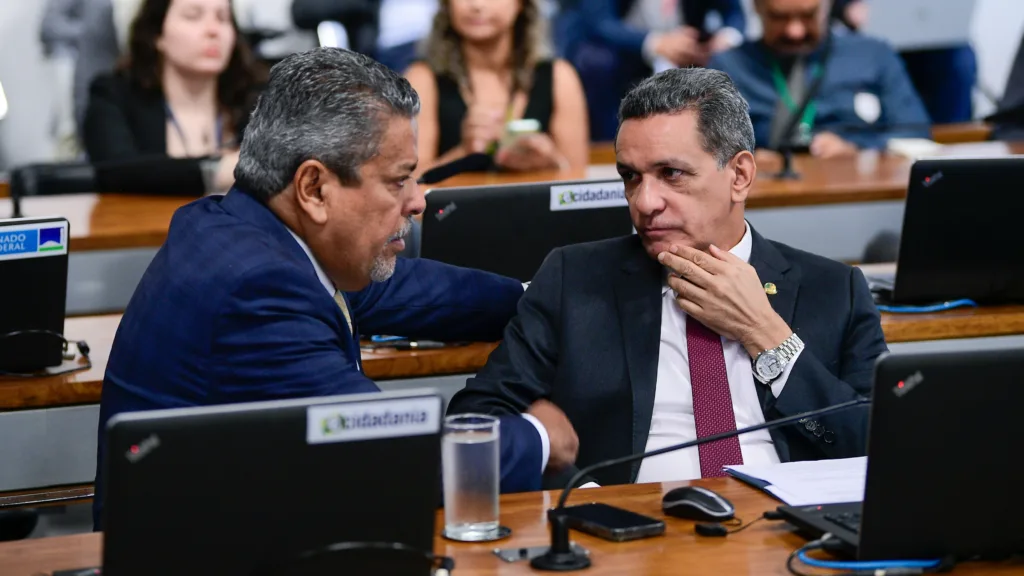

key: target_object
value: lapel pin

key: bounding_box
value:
[764,282,778,295]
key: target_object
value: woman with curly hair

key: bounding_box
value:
[405,0,589,174]
[82,0,265,189]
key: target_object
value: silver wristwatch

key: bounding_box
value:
[752,333,804,384]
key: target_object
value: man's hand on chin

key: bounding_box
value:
[658,244,793,358]
[527,399,579,472]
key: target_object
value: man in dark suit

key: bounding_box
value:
[449,67,887,488]
[556,0,746,140]
[93,48,579,528]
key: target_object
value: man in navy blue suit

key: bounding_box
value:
[449,68,887,488]
[93,48,579,528]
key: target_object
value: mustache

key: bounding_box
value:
[386,217,414,243]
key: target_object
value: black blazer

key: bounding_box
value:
[448,229,888,488]
[82,72,252,163]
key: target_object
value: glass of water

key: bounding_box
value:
[442,414,501,541]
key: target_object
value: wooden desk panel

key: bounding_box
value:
[0,194,191,251]
[4,304,1024,412]
[0,480,1018,575]
[0,315,502,411]
[931,122,993,144]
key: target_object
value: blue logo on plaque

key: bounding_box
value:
[38,227,63,252]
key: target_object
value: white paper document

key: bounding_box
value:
[724,456,867,506]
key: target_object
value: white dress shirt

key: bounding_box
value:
[286,230,550,471]
[634,222,802,483]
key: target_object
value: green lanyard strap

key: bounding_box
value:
[770,60,821,138]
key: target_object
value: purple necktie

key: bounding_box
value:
[687,315,744,478]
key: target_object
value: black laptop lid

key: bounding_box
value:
[860,349,1024,560]
[103,390,443,576]
[420,180,633,282]
[0,217,69,371]
[894,157,1024,304]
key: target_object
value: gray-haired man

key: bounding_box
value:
[449,67,887,488]
[93,48,579,528]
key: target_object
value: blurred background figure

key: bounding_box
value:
[556,0,746,141]
[39,0,87,160]
[405,0,589,174]
[291,0,439,73]
[709,0,929,158]
[831,0,978,124]
[82,0,266,190]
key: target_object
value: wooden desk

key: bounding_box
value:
[0,315,501,411]
[1,479,1019,575]
[931,122,993,144]
[5,303,1024,413]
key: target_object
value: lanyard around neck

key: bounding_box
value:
[164,102,224,157]
[770,60,821,137]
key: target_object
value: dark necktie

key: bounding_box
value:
[686,315,744,478]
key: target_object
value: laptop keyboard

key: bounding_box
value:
[824,511,861,534]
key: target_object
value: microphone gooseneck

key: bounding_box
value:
[530,397,871,572]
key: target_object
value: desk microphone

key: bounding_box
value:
[416,153,494,185]
[529,397,871,571]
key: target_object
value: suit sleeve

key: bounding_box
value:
[447,250,597,487]
[581,0,648,55]
[82,75,145,163]
[210,261,379,402]
[346,258,523,342]
[839,44,931,150]
[766,267,887,459]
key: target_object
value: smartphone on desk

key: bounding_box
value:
[560,502,665,542]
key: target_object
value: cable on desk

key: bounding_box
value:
[786,534,947,576]
[696,510,777,537]
[875,299,977,314]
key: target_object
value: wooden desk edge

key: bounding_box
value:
[0,484,94,510]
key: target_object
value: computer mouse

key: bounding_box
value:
[661,486,735,521]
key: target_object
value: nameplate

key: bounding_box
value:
[306,397,441,444]
[549,182,627,211]
[0,221,68,261]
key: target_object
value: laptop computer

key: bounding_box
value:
[0,216,69,372]
[866,157,1024,305]
[420,179,633,282]
[861,0,976,51]
[778,348,1024,561]
[102,389,443,576]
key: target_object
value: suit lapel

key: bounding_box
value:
[614,240,663,481]
[747,227,800,462]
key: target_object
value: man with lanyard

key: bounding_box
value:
[707,0,930,158]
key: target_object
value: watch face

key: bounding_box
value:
[756,351,783,380]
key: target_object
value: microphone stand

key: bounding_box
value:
[530,397,871,572]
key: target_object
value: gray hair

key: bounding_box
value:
[617,68,755,168]
[234,48,420,201]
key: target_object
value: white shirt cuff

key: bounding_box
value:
[714,27,744,50]
[580,482,601,489]
[770,347,805,398]
[520,413,550,473]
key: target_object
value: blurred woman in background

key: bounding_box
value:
[406,0,588,174]
[82,0,264,190]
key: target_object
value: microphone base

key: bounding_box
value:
[770,168,801,180]
[529,549,592,571]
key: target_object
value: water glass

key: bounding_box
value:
[442,414,500,541]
